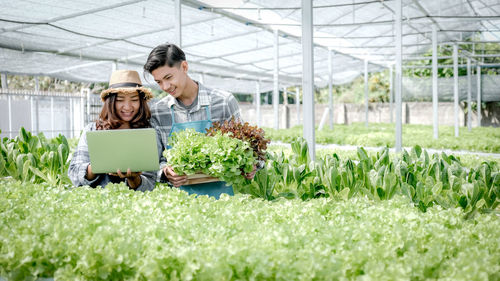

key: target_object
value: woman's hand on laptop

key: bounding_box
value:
[164,166,187,187]
[86,165,97,180]
[109,169,142,189]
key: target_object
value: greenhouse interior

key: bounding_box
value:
[1,0,499,280]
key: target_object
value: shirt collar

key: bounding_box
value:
[166,80,210,109]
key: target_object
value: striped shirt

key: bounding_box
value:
[68,122,157,191]
[150,81,241,181]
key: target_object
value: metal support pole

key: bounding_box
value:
[2,73,12,138]
[174,0,182,47]
[7,94,12,138]
[467,58,472,131]
[296,87,300,125]
[432,25,439,139]
[70,96,74,138]
[328,49,334,129]
[477,65,481,127]
[302,0,315,160]
[34,76,39,134]
[453,44,459,137]
[80,90,85,132]
[0,73,6,90]
[86,89,91,125]
[35,99,39,135]
[30,95,34,134]
[395,0,402,152]
[283,85,288,105]
[112,61,117,72]
[389,65,393,123]
[318,108,329,131]
[283,85,290,128]
[364,59,369,127]
[34,77,39,92]
[273,29,280,130]
[50,96,55,138]
[256,81,261,127]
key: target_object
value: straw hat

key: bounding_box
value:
[100,70,153,101]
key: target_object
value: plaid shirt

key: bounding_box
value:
[150,81,241,181]
[68,122,157,191]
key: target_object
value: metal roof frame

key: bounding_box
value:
[0,0,498,93]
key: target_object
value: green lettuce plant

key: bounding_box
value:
[0,127,70,186]
[0,180,499,280]
[164,129,255,187]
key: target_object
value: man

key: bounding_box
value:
[144,43,255,198]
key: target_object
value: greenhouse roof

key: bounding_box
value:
[0,0,499,93]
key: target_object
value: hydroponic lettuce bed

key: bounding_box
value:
[265,123,500,153]
[0,180,499,281]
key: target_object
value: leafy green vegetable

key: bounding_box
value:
[0,179,499,280]
[265,123,500,153]
[206,118,270,163]
[0,127,71,186]
[248,138,499,216]
[165,129,255,186]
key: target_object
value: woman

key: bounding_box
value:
[68,70,156,191]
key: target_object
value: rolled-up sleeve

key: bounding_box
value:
[225,94,241,121]
[68,124,103,187]
[150,113,169,183]
[131,171,156,191]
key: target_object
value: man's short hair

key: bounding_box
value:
[143,43,186,74]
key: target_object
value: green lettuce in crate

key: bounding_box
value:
[206,117,270,163]
[164,129,211,175]
[164,129,255,186]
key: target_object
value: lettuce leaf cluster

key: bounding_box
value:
[1,180,499,280]
[206,118,270,162]
[164,129,255,186]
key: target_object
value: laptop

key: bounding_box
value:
[86,128,159,174]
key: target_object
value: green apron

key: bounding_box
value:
[168,106,234,199]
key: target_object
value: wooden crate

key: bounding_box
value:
[185,173,220,185]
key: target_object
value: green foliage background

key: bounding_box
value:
[265,123,500,153]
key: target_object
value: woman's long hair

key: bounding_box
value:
[96,91,151,130]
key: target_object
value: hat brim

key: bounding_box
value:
[100,87,153,101]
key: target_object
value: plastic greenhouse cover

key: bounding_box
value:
[0,0,499,94]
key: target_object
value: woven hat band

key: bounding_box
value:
[110,82,142,88]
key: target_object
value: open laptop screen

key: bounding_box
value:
[86,128,159,174]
